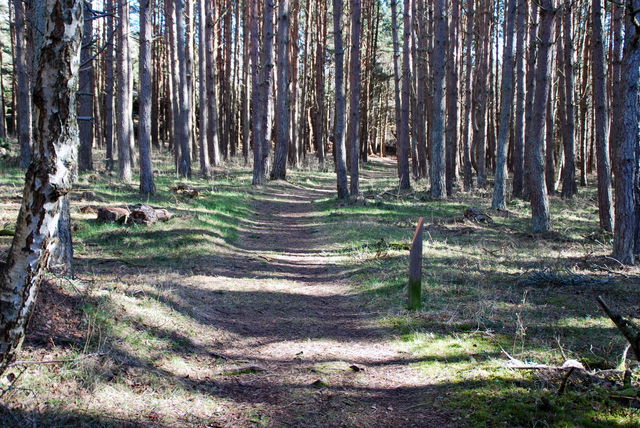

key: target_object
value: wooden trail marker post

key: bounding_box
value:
[408,217,424,310]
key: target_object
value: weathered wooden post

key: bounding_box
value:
[408,217,424,310]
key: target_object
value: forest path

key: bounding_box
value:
[185,160,450,427]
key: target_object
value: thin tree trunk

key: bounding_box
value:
[176,0,193,177]
[312,1,327,168]
[13,0,32,168]
[139,0,156,194]
[430,0,447,198]
[529,0,554,233]
[116,0,132,182]
[462,0,474,191]
[446,0,459,195]
[333,0,349,199]
[511,0,526,197]
[197,0,211,177]
[78,1,94,171]
[348,0,362,196]
[523,0,539,200]
[561,4,578,199]
[390,0,402,176]
[206,0,220,166]
[104,0,114,170]
[398,0,411,190]
[492,0,516,210]
[592,0,614,230]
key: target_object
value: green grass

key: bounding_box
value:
[0,154,257,426]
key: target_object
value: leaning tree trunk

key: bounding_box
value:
[491,0,516,210]
[613,0,640,265]
[271,0,291,180]
[430,0,447,198]
[333,0,349,199]
[529,0,554,233]
[592,0,613,230]
[0,0,83,376]
[139,0,156,194]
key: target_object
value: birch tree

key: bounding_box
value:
[0,0,83,376]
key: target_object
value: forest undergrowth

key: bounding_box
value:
[0,153,638,427]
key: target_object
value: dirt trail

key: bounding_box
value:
[184,170,449,427]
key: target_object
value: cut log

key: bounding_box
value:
[97,207,130,223]
[96,205,172,225]
[127,204,172,225]
[464,207,494,223]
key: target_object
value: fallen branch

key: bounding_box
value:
[517,268,609,287]
[597,296,640,360]
[8,352,104,368]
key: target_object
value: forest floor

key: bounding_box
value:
[1,154,640,427]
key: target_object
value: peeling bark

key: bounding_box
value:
[0,0,83,375]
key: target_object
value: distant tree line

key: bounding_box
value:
[0,0,639,265]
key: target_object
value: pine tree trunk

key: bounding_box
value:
[332,0,349,199]
[176,0,193,177]
[430,0,447,198]
[523,0,539,200]
[206,0,221,166]
[398,0,411,190]
[445,0,459,196]
[390,0,402,176]
[13,0,32,168]
[511,0,526,197]
[197,0,211,177]
[0,0,83,376]
[462,0,474,191]
[529,0,553,233]
[592,0,613,230]
[560,5,578,199]
[104,0,115,170]
[139,0,156,194]
[613,0,640,265]
[491,0,516,210]
[348,0,362,196]
[312,2,326,168]
[271,0,291,180]
[116,0,132,182]
[78,0,94,171]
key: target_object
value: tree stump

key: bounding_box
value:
[408,217,424,310]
